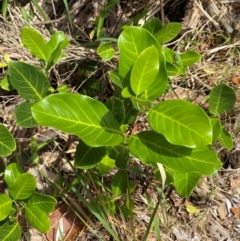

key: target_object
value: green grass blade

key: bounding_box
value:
[142,192,162,241]
[30,0,48,21]
[59,160,119,240]
[62,197,102,240]
[71,186,120,241]
[30,0,54,33]
[62,0,73,32]
[2,0,8,19]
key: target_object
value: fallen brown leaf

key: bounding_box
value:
[231,207,240,218]
[46,202,86,241]
[231,76,240,85]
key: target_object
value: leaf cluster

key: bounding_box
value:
[0,164,56,240]
[0,18,237,239]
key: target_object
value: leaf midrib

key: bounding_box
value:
[132,135,213,166]
[34,108,122,135]
[11,64,42,100]
[24,33,47,59]
[1,223,19,241]
[25,205,46,230]
[151,109,211,145]
[13,176,30,200]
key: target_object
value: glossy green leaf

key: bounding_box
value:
[123,99,138,125]
[2,0,8,19]
[75,141,106,169]
[164,48,175,63]
[142,17,162,36]
[219,126,233,150]
[45,45,62,70]
[44,31,68,69]
[96,155,115,175]
[174,172,201,198]
[8,61,50,101]
[155,22,182,44]
[111,170,128,196]
[21,27,47,59]
[24,204,50,233]
[0,194,12,221]
[166,63,179,76]
[119,121,125,133]
[121,88,151,110]
[175,64,186,75]
[121,87,135,98]
[105,97,125,125]
[0,124,16,157]
[0,75,14,91]
[149,100,212,148]
[209,83,236,115]
[109,145,129,169]
[177,51,202,67]
[32,93,123,147]
[138,54,168,101]
[45,31,69,59]
[118,26,161,79]
[108,71,123,89]
[4,163,22,188]
[57,84,69,93]
[130,45,159,96]
[97,42,115,61]
[9,173,36,200]
[0,222,22,241]
[211,118,221,144]
[15,102,37,128]
[129,131,222,175]
[27,193,56,214]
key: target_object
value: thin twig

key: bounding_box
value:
[33,16,65,25]
[160,0,164,26]
[194,0,219,27]
[205,43,240,55]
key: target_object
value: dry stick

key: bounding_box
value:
[33,16,65,25]
[145,1,161,21]
[197,0,234,35]
[205,43,240,55]
[109,2,126,36]
[164,29,192,47]
[194,0,219,28]
[50,0,57,17]
[189,71,212,90]
[184,17,212,50]
[206,0,233,34]
[159,0,164,26]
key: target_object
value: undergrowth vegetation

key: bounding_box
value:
[0,1,238,240]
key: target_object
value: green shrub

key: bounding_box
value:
[0,19,236,239]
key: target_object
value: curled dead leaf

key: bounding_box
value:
[46,202,87,241]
